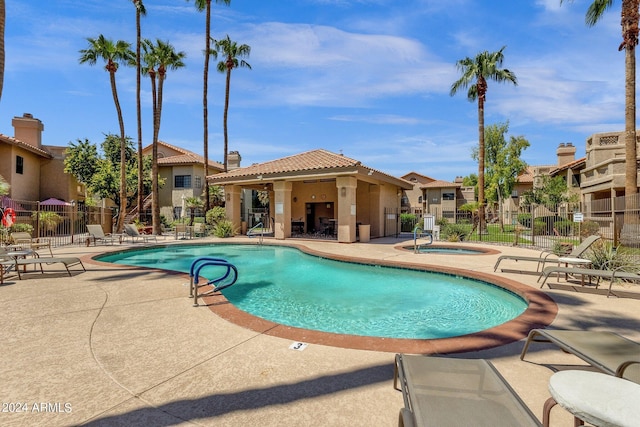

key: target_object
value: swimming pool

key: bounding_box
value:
[97,244,528,340]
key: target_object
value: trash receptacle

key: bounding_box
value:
[359,224,370,243]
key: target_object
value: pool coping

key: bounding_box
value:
[89,240,558,354]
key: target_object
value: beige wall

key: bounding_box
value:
[9,146,42,200]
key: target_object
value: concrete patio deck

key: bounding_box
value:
[1,236,638,426]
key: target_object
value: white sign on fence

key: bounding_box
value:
[574,212,584,223]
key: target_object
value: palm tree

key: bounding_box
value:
[132,0,147,221]
[562,0,638,197]
[141,39,186,235]
[0,0,5,102]
[188,0,231,210]
[450,46,517,235]
[213,35,251,171]
[79,35,135,232]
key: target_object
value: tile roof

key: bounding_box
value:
[551,157,586,175]
[517,166,535,184]
[0,133,53,158]
[145,141,224,170]
[209,149,413,188]
[420,179,460,189]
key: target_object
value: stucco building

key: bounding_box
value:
[208,149,412,243]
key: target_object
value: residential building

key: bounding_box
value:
[141,141,224,221]
[0,113,84,204]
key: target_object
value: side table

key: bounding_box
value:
[557,257,593,285]
[544,370,640,427]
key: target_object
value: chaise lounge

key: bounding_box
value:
[493,235,601,274]
[86,224,120,246]
[520,329,640,383]
[538,265,640,297]
[394,354,541,427]
[124,224,158,243]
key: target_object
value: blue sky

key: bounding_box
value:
[0,0,628,180]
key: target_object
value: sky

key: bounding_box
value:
[0,0,630,181]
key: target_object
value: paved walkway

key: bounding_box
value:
[1,236,638,426]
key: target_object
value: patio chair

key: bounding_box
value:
[538,264,640,297]
[86,224,119,246]
[493,235,601,274]
[394,354,541,427]
[124,224,158,243]
[10,231,53,257]
[520,329,640,383]
[193,223,207,237]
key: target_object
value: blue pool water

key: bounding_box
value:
[97,244,527,339]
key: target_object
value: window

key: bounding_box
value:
[442,192,455,201]
[16,156,24,174]
[194,176,202,189]
[174,175,191,188]
[571,174,581,187]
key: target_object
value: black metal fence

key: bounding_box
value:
[1,198,115,247]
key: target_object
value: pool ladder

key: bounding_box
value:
[189,257,238,306]
[413,225,433,254]
[247,221,264,245]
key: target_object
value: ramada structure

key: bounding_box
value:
[207,149,413,243]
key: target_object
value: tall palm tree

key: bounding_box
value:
[450,47,517,235]
[141,39,186,234]
[0,0,5,102]
[562,0,638,197]
[188,0,231,210]
[213,35,251,171]
[133,0,147,221]
[79,35,135,232]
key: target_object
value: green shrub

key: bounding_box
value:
[442,223,468,241]
[517,213,531,228]
[436,217,449,227]
[206,207,226,226]
[10,223,34,234]
[586,240,637,271]
[580,220,600,238]
[533,219,547,235]
[553,220,574,236]
[213,219,236,238]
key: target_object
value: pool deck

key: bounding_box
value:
[1,236,638,426]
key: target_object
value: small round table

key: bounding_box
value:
[544,370,640,427]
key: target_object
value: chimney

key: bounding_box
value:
[12,113,44,148]
[556,142,575,167]
[228,151,241,170]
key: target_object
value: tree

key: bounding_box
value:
[450,47,517,235]
[185,196,204,226]
[473,122,529,231]
[522,175,572,208]
[208,184,225,206]
[141,39,186,234]
[0,0,5,101]
[0,174,8,196]
[188,0,231,210]
[562,0,638,197]
[79,35,135,232]
[132,0,147,221]
[212,35,251,172]
[64,138,100,198]
[64,135,157,211]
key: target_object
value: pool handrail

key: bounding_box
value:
[189,257,238,306]
[413,225,433,254]
[247,222,264,245]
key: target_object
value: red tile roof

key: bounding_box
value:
[0,133,53,158]
[208,149,413,188]
[145,141,224,170]
[420,179,460,189]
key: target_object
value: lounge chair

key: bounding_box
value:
[124,224,158,243]
[520,329,640,383]
[538,265,640,296]
[10,231,53,256]
[1,256,85,280]
[493,235,601,274]
[86,224,120,246]
[394,354,541,427]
